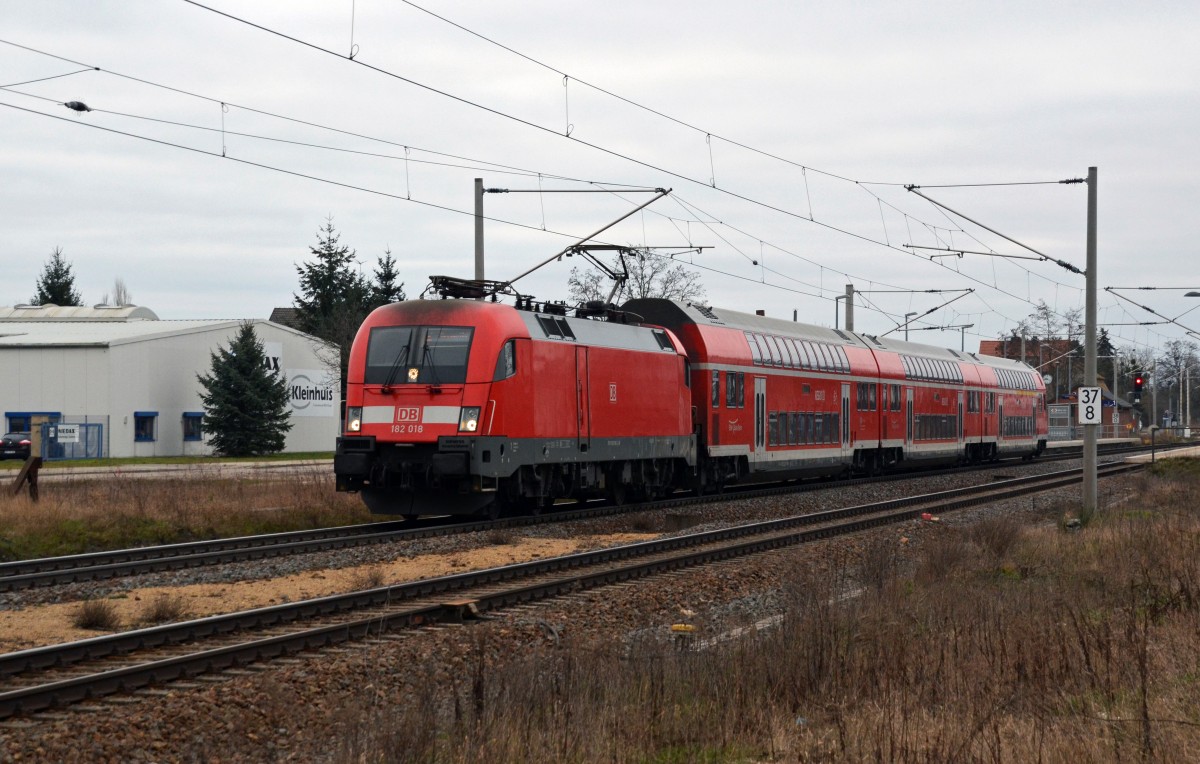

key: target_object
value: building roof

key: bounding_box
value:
[0,319,256,348]
[269,307,300,329]
[0,303,328,349]
[978,337,1074,361]
[0,304,160,321]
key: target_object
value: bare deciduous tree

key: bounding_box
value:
[99,278,133,306]
[567,249,705,306]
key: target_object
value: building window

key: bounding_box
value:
[134,411,158,442]
[5,412,62,432]
[183,412,203,441]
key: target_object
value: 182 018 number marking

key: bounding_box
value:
[391,424,424,434]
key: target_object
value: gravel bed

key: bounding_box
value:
[0,455,1109,611]
[0,458,1136,762]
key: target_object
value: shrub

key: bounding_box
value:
[350,566,387,590]
[968,515,1021,559]
[139,594,188,625]
[73,598,120,630]
[485,528,516,546]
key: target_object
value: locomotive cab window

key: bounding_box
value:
[652,329,674,351]
[365,325,474,385]
[493,339,517,381]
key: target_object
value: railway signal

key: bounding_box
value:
[1133,375,1144,403]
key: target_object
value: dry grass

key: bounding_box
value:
[484,528,516,546]
[73,598,121,631]
[350,566,387,590]
[335,461,1200,763]
[0,469,371,560]
[138,593,189,626]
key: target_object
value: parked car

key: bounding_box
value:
[0,432,32,460]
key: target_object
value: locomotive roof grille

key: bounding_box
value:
[690,303,721,322]
[536,314,576,341]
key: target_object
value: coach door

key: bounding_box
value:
[958,391,964,443]
[753,377,766,452]
[576,347,590,450]
[841,383,851,452]
[906,387,914,445]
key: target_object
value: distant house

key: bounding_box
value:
[978,338,1075,367]
[269,307,301,330]
[0,304,338,459]
[1045,384,1141,440]
[978,336,1140,438]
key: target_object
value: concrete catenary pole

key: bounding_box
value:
[845,284,855,332]
[474,178,484,282]
[1083,166,1098,517]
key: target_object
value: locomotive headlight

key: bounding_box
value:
[458,406,481,432]
[347,407,362,432]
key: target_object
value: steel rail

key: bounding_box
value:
[0,461,1140,719]
[0,441,1157,592]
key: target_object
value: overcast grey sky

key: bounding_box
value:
[3,1,1198,357]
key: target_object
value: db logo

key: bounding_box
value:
[396,407,421,423]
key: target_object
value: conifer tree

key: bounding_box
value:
[32,247,83,306]
[293,218,370,397]
[293,218,407,397]
[197,322,293,456]
[372,247,406,305]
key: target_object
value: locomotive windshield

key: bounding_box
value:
[365,325,474,385]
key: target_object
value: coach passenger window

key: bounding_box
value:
[493,340,517,381]
[712,370,720,407]
[770,337,786,366]
[745,333,763,365]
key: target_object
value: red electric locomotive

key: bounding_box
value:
[334,292,695,517]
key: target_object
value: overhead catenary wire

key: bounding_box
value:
[1,27,1129,345]
[174,3,1071,303]
[389,0,1097,321]
[2,81,923,328]
[3,35,1086,341]
[0,99,639,245]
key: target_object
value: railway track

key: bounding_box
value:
[0,460,1142,720]
[0,442,1163,592]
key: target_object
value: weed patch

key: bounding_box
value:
[0,474,371,560]
[73,598,120,631]
[139,594,188,625]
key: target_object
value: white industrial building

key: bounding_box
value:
[0,305,339,459]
